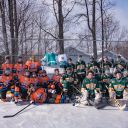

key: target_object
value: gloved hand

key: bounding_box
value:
[63,88,68,93]
[15,82,20,87]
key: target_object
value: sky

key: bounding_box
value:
[36,0,128,28]
[113,0,128,28]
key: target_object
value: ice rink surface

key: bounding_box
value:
[0,102,128,128]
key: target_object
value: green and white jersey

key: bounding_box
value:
[76,60,86,75]
[109,77,128,97]
[66,63,75,71]
[82,78,100,96]
[61,73,75,89]
[100,61,112,68]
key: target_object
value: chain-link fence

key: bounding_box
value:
[0,38,128,65]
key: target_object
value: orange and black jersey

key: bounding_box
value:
[51,74,62,83]
[25,60,41,72]
[14,63,26,76]
[1,63,13,74]
[0,75,13,89]
[19,76,30,89]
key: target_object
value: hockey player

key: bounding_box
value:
[99,74,110,98]
[25,56,41,73]
[38,70,49,88]
[13,56,26,77]
[99,56,112,71]
[66,58,75,72]
[109,71,128,99]
[51,69,62,83]
[61,67,78,102]
[80,70,102,106]
[30,72,39,87]
[114,55,126,68]
[1,56,13,75]
[29,84,47,104]
[47,80,63,103]
[14,70,30,103]
[87,56,99,70]
[0,69,13,102]
[76,55,86,85]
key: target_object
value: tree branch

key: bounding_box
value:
[34,18,57,40]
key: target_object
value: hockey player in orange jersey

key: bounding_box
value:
[38,70,49,88]
[51,69,62,83]
[14,70,30,104]
[29,84,47,104]
[1,56,13,75]
[29,72,39,88]
[25,56,41,73]
[0,69,14,102]
[47,80,63,104]
[13,56,26,77]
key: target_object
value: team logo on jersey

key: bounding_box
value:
[37,94,43,100]
[86,83,96,90]
[114,84,125,91]
[79,65,85,70]
[77,65,85,70]
[30,64,36,68]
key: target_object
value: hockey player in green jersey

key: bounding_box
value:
[61,67,78,101]
[80,70,102,106]
[109,70,128,99]
[99,56,112,70]
[99,74,110,98]
[66,58,75,72]
[75,55,86,84]
[114,55,126,68]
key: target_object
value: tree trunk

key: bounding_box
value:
[8,0,15,63]
[13,0,18,56]
[0,0,9,55]
[101,0,104,74]
[38,21,42,59]
[58,0,64,54]
[92,0,97,60]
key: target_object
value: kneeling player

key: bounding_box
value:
[0,69,14,102]
[29,84,47,104]
[47,80,63,103]
[109,71,128,100]
[80,71,102,107]
[14,70,30,103]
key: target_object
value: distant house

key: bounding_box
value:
[65,47,127,63]
[97,49,128,62]
[65,46,91,63]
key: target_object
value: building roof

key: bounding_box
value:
[65,46,91,57]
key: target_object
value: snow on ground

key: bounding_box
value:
[0,102,128,128]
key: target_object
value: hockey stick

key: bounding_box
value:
[70,85,111,109]
[105,85,126,110]
[3,102,33,118]
[70,85,82,106]
[110,99,126,111]
[70,85,94,107]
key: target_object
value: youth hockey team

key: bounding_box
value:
[0,54,128,109]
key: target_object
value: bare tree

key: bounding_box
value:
[75,0,97,60]
[35,0,76,54]
[0,0,9,54]
[8,0,15,62]
[13,0,18,55]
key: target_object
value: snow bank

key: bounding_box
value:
[0,102,128,128]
